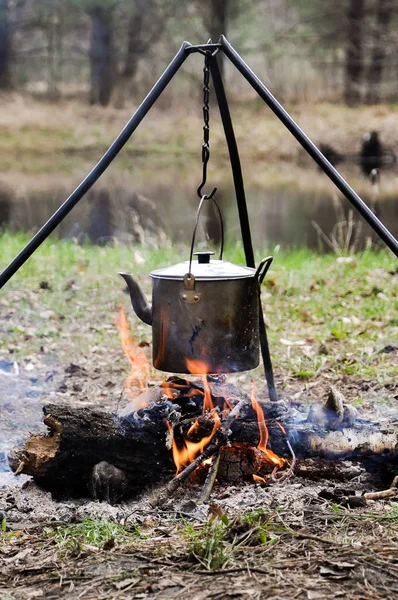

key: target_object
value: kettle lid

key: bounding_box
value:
[150,251,256,281]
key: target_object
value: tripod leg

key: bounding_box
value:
[209,55,254,268]
[219,35,398,257]
[0,42,192,290]
[259,311,278,402]
[209,55,278,401]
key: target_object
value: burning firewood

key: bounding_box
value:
[7,380,398,502]
[307,386,358,430]
[198,452,221,503]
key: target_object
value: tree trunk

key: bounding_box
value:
[366,0,392,104]
[46,14,60,100]
[0,0,11,89]
[122,5,145,81]
[205,0,228,78]
[344,0,365,106]
[114,0,165,108]
[89,6,113,106]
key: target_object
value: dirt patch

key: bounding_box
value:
[1,471,398,599]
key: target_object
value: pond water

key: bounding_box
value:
[0,160,397,252]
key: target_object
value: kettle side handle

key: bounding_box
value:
[255,256,273,286]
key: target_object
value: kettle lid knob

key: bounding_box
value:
[194,251,215,264]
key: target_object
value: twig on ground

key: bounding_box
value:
[150,433,225,507]
[271,439,296,483]
[194,566,269,576]
[198,452,221,504]
[364,488,398,500]
[363,473,398,500]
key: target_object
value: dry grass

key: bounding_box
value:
[2,502,398,599]
[1,94,398,178]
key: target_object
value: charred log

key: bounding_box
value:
[8,402,175,498]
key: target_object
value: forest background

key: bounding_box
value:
[0,0,394,106]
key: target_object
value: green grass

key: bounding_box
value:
[182,510,284,570]
[183,518,233,570]
[337,503,398,525]
[0,231,396,387]
[46,518,138,556]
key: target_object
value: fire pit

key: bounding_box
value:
[7,317,398,506]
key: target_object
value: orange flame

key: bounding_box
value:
[116,307,150,408]
[160,380,205,399]
[166,411,221,474]
[275,421,286,435]
[162,358,222,473]
[221,387,234,417]
[251,383,285,468]
[185,358,211,375]
[185,359,214,413]
[253,474,266,484]
[187,418,200,436]
[201,375,214,413]
[161,381,176,400]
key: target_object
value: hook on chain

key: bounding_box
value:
[197,51,217,200]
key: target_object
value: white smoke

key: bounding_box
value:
[0,359,50,485]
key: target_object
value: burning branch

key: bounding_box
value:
[251,383,286,470]
[151,390,265,506]
[150,431,225,507]
[198,452,221,504]
[271,439,296,483]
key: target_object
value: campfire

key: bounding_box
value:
[117,307,291,504]
[8,307,398,507]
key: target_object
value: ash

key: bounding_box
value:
[0,466,371,528]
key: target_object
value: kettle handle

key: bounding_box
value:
[188,195,224,277]
[255,256,273,285]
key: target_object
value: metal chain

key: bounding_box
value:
[197,53,217,200]
[202,54,210,163]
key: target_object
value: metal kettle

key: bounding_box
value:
[120,200,273,374]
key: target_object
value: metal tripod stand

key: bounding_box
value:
[1,37,397,402]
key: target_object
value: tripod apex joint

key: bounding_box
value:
[186,42,222,54]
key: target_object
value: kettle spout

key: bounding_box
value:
[119,272,153,326]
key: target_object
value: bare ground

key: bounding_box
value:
[1,473,398,600]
